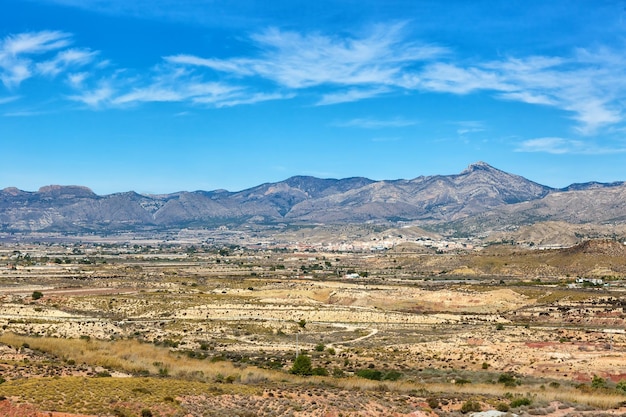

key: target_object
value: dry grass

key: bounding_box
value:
[0,375,257,415]
[0,333,280,383]
[425,382,626,409]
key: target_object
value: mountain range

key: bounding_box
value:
[1,162,625,236]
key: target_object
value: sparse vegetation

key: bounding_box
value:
[290,354,312,376]
[460,399,481,413]
[1,240,626,415]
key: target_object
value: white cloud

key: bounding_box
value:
[66,72,90,88]
[0,31,73,88]
[415,52,626,134]
[516,137,626,155]
[0,95,20,105]
[0,60,30,89]
[453,120,486,136]
[497,91,556,106]
[1,24,626,136]
[163,24,626,133]
[335,117,417,129]
[418,63,513,94]
[1,31,71,55]
[3,110,48,117]
[68,83,115,107]
[371,137,401,142]
[112,81,241,105]
[165,54,255,76]
[209,92,294,108]
[36,48,97,76]
[316,87,390,106]
[166,23,447,89]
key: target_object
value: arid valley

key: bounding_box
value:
[6,0,626,415]
[2,235,626,416]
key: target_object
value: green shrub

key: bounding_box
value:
[312,367,329,376]
[383,370,403,381]
[31,291,43,300]
[510,397,532,408]
[455,377,471,385]
[290,354,312,376]
[314,343,325,352]
[427,397,439,409]
[496,402,510,412]
[460,400,481,413]
[498,372,519,387]
[356,369,383,381]
[591,374,607,389]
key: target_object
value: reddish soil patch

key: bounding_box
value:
[525,341,557,348]
[0,400,97,417]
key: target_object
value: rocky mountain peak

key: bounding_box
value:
[38,185,96,197]
[1,187,23,196]
[460,161,498,174]
[1,163,621,234]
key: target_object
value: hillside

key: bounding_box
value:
[0,162,556,233]
[3,162,626,239]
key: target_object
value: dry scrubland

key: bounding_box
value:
[1,240,626,416]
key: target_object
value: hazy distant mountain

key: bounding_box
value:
[285,162,551,222]
[442,184,626,236]
[1,162,622,235]
[560,181,625,191]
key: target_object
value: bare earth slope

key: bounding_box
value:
[0,162,552,232]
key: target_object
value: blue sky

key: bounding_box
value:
[2,0,626,194]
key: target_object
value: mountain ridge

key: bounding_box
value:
[1,162,623,234]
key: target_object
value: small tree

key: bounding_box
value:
[290,354,312,376]
[460,400,481,413]
[32,291,43,300]
[591,374,607,389]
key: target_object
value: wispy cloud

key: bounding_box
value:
[163,24,626,134]
[166,23,447,89]
[68,83,115,107]
[37,48,97,77]
[335,117,417,129]
[415,53,626,134]
[66,72,90,88]
[2,24,626,137]
[210,92,294,108]
[316,87,389,105]
[0,95,20,105]
[452,120,486,136]
[371,137,401,142]
[112,81,240,105]
[0,31,73,88]
[3,110,49,117]
[516,137,626,155]
[2,30,71,55]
